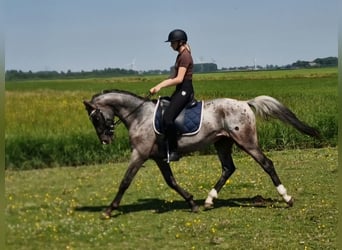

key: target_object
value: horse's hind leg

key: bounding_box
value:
[155,159,199,212]
[204,138,236,209]
[240,142,294,206]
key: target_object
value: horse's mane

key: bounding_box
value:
[91,89,146,101]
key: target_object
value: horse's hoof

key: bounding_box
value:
[204,203,214,210]
[100,211,111,220]
[287,197,294,207]
[191,205,200,213]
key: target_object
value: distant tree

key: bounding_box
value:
[292,60,310,68]
[313,57,337,67]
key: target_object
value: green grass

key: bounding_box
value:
[5,147,337,249]
[5,68,338,169]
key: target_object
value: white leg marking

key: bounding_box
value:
[205,188,218,205]
[276,184,292,203]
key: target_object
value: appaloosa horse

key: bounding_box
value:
[83,89,319,217]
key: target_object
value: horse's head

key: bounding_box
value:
[83,100,115,145]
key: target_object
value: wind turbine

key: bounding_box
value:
[127,58,136,71]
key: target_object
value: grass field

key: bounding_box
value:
[5,147,337,249]
[5,68,338,169]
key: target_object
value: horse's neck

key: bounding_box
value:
[103,92,140,111]
[100,92,147,125]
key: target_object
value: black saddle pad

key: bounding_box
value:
[153,97,203,136]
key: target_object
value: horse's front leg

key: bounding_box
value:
[104,151,146,218]
[155,159,199,212]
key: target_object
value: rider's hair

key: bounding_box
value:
[184,43,191,53]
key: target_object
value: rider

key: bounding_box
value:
[150,29,194,162]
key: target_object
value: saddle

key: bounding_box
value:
[153,97,203,136]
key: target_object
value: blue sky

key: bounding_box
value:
[5,0,338,72]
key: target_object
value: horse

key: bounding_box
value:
[83,89,319,218]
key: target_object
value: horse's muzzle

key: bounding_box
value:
[101,139,112,145]
[100,136,112,145]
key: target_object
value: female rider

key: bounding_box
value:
[150,29,194,162]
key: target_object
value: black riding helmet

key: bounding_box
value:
[165,29,188,42]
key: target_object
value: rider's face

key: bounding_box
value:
[170,41,179,51]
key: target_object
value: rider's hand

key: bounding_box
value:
[149,86,160,94]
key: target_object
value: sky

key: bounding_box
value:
[5,0,338,72]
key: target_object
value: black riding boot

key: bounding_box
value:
[165,126,180,163]
[166,141,180,162]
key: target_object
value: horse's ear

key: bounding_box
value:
[83,100,96,112]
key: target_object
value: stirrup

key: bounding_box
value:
[164,141,180,163]
[167,152,180,163]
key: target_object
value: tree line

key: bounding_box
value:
[291,57,337,68]
[5,68,169,81]
[5,57,337,81]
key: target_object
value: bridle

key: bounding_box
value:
[88,92,153,137]
[89,109,115,137]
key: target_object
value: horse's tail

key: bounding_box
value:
[247,95,320,138]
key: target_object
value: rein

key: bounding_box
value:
[113,92,153,127]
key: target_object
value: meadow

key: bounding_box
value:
[5,148,337,249]
[5,68,337,169]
